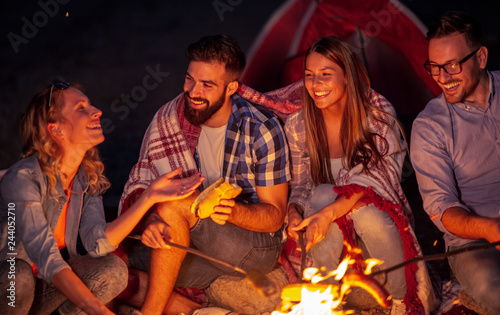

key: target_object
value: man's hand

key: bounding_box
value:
[141,217,172,249]
[210,198,235,225]
[485,217,500,250]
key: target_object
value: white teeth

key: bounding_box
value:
[87,124,101,129]
[315,91,329,96]
[191,100,205,105]
[444,82,460,89]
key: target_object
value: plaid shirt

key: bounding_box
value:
[219,95,290,203]
[120,93,290,214]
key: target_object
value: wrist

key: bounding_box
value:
[322,203,337,223]
[141,187,156,209]
[80,297,108,315]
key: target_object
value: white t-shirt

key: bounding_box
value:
[330,157,344,180]
[196,124,227,188]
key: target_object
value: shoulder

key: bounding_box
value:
[284,109,304,134]
[1,155,41,183]
[154,93,183,120]
[411,95,451,151]
[491,70,500,80]
[0,155,45,199]
[232,95,282,130]
[285,109,304,126]
[412,94,450,133]
[369,90,397,117]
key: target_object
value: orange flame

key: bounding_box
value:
[273,242,386,314]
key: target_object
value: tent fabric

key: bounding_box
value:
[241,0,441,117]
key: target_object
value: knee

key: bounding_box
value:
[352,205,396,234]
[79,254,129,297]
[99,254,129,294]
[467,272,500,312]
[156,193,198,219]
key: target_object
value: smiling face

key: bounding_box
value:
[428,33,484,104]
[51,87,104,153]
[304,52,347,112]
[183,61,233,126]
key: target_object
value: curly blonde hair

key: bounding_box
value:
[20,82,110,196]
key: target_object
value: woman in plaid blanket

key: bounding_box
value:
[285,36,436,314]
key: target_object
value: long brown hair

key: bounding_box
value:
[20,82,110,196]
[303,36,398,185]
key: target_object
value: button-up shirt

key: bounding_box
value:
[411,71,500,248]
[216,95,290,203]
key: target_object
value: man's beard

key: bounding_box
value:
[184,90,226,126]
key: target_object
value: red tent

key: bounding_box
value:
[241,0,441,118]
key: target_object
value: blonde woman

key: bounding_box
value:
[285,37,434,314]
[0,81,202,314]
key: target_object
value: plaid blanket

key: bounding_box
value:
[118,81,440,313]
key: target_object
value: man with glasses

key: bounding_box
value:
[411,11,500,313]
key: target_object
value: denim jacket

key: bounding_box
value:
[0,155,117,283]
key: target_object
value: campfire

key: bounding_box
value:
[272,243,392,314]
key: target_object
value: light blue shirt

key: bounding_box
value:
[0,155,116,283]
[411,71,500,248]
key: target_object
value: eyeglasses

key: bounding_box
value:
[46,81,71,109]
[424,47,480,76]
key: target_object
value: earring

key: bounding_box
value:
[53,129,63,138]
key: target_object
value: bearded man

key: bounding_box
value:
[119,34,290,315]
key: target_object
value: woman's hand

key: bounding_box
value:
[148,167,203,204]
[287,204,304,241]
[293,204,336,252]
[293,192,365,252]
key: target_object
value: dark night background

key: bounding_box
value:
[1,0,499,227]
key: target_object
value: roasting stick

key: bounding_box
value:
[126,234,279,297]
[298,232,307,277]
[372,240,500,276]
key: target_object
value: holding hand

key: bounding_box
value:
[486,217,500,250]
[141,218,172,249]
[191,178,241,225]
[293,205,335,252]
[210,198,235,225]
[287,204,304,241]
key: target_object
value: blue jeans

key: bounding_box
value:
[448,240,500,314]
[127,218,283,288]
[0,254,127,315]
[305,184,407,300]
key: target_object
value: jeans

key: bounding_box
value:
[305,184,407,300]
[448,240,500,314]
[127,218,284,289]
[0,254,127,315]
